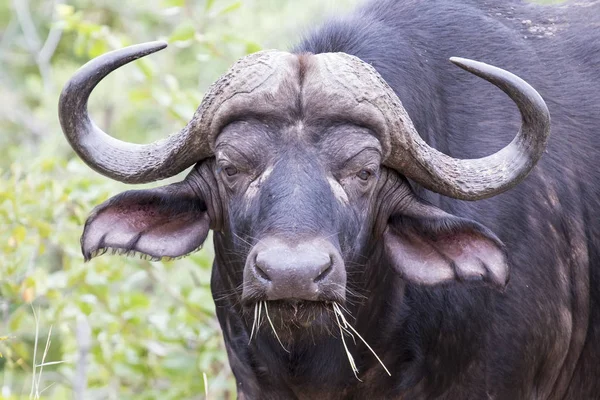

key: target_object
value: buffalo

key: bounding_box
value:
[59,0,600,398]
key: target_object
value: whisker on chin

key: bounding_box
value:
[213,282,246,303]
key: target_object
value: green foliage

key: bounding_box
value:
[1,158,231,398]
[0,0,357,398]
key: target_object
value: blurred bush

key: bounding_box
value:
[0,0,355,398]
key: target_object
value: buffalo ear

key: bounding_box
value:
[383,200,508,289]
[82,182,210,261]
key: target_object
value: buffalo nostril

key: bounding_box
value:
[254,262,272,282]
[314,256,334,283]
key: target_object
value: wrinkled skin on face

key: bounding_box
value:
[212,121,384,334]
[210,116,507,335]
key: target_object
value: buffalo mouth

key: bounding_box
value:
[244,299,392,378]
[244,300,342,344]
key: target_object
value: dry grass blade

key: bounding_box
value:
[263,301,289,353]
[333,303,361,381]
[203,371,209,398]
[39,382,56,395]
[29,307,66,399]
[333,303,391,377]
[340,323,357,345]
[29,305,40,399]
[249,303,259,344]
[36,360,66,367]
[257,301,262,327]
[35,324,54,399]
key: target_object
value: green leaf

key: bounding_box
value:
[88,39,109,58]
[169,23,196,43]
[126,292,150,309]
[8,308,26,331]
[162,0,185,6]
[245,41,262,54]
[205,0,216,11]
[214,1,242,17]
[128,88,152,103]
[55,4,75,18]
[136,58,156,80]
[11,226,26,244]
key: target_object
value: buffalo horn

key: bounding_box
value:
[384,57,551,200]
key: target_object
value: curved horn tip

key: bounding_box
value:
[448,57,516,82]
[448,56,487,72]
[105,40,168,60]
[448,56,549,115]
[133,40,169,54]
[60,40,169,94]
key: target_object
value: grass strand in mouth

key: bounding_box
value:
[257,301,263,330]
[264,301,290,353]
[333,302,392,377]
[333,303,362,381]
[340,323,357,345]
[249,302,259,344]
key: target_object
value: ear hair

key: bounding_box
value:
[82,182,211,261]
[390,214,503,247]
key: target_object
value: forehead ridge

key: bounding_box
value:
[214,51,386,151]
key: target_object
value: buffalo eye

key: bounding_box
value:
[224,166,238,177]
[357,169,371,181]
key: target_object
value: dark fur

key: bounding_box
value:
[218,1,600,398]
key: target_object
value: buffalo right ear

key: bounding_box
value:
[383,198,509,289]
[81,182,210,261]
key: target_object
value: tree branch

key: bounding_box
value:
[11,0,64,92]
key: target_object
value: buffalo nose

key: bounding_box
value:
[255,250,333,283]
[243,237,346,302]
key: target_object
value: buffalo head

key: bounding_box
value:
[59,42,549,342]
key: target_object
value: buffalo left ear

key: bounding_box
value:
[82,182,210,261]
[383,199,509,289]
